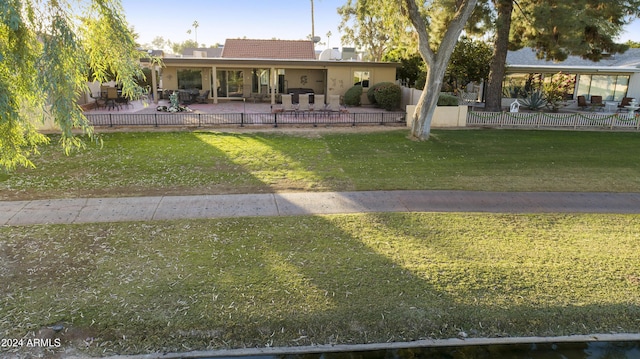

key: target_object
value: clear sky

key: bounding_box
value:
[121,0,347,50]
[120,0,640,51]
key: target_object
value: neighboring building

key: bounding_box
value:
[504,47,640,103]
[147,38,399,104]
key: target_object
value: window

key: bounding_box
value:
[251,69,270,93]
[177,69,202,89]
[216,70,244,97]
[576,74,629,101]
[354,70,370,88]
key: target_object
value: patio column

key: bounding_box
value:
[212,66,218,104]
[271,67,277,105]
[151,65,158,104]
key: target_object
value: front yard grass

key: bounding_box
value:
[1,213,639,356]
[2,128,640,356]
[1,129,640,200]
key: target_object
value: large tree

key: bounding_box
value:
[484,0,640,111]
[337,0,408,61]
[404,0,479,139]
[1,0,146,170]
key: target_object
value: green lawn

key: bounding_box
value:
[1,213,639,356]
[1,128,640,200]
[2,128,640,357]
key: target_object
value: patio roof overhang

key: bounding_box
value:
[506,64,640,74]
[148,57,401,69]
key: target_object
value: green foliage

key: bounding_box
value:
[372,83,401,110]
[509,1,640,62]
[383,50,426,89]
[366,82,394,104]
[444,36,492,91]
[543,72,576,112]
[170,39,200,55]
[626,40,640,48]
[337,0,411,61]
[437,94,459,106]
[344,85,363,106]
[0,0,148,171]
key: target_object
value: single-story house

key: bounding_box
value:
[503,47,640,105]
[144,39,399,105]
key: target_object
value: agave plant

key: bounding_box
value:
[520,89,547,111]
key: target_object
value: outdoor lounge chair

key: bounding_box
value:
[281,94,296,115]
[196,90,210,104]
[90,92,107,110]
[327,95,341,112]
[618,97,634,112]
[313,94,325,110]
[106,87,120,110]
[590,95,605,110]
[577,95,588,109]
[298,93,311,112]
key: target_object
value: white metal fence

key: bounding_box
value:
[467,111,640,130]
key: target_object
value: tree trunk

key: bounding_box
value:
[410,62,448,140]
[484,0,514,112]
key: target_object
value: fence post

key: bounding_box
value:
[240,113,244,127]
[274,113,278,128]
[154,113,158,127]
[609,115,613,130]
[109,113,113,127]
[198,113,202,128]
[352,113,356,126]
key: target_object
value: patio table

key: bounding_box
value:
[604,101,618,112]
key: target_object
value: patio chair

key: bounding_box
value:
[106,87,120,111]
[577,96,588,110]
[196,90,210,104]
[298,93,311,112]
[618,97,634,112]
[590,95,605,110]
[314,94,325,110]
[90,92,107,110]
[281,94,296,115]
[327,95,341,112]
[115,95,133,109]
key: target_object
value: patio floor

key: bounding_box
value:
[84,99,393,115]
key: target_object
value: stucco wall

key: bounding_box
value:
[326,66,397,104]
[161,67,178,90]
[406,105,467,128]
[628,73,640,100]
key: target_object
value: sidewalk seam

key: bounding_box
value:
[151,196,163,220]
[272,193,281,216]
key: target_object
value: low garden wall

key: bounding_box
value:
[405,105,468,128]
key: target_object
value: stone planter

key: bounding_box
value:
[406,105,467,128]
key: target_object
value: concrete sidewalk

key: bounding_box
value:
[2,190,640,226]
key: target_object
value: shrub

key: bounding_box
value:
[437,93,459,106]
[344,85,363,106]
[367,82,395,104]
[373,83,401,110]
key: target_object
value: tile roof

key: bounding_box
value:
[222,39,316,60]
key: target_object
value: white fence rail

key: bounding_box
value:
[467,111,640,130]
